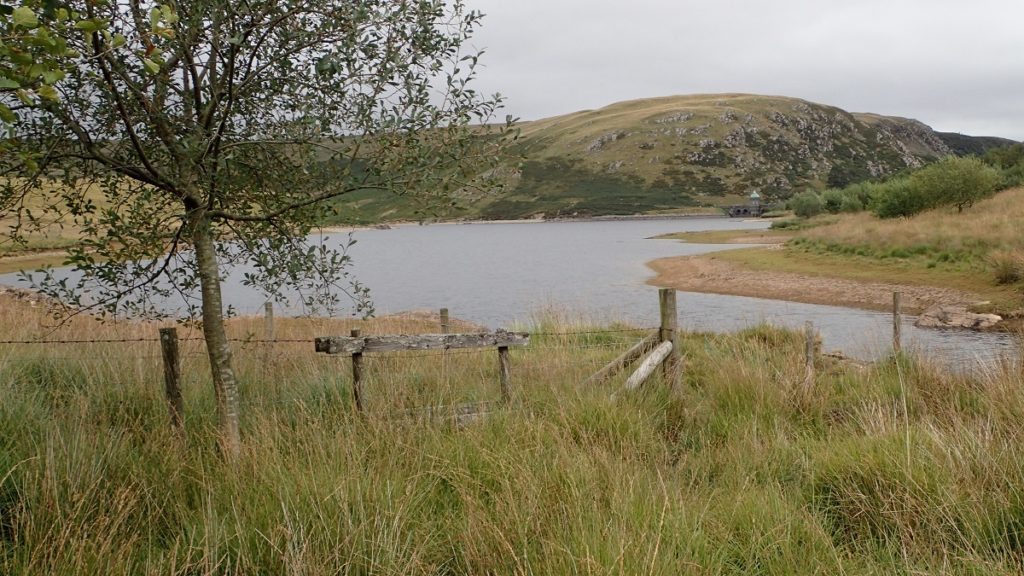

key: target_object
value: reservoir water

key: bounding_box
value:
[3,217,1018,369]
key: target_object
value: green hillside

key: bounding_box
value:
[329,94,1016,223]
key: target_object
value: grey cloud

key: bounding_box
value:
[465,0,1024,140]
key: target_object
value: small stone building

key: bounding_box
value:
[725,191,767,217]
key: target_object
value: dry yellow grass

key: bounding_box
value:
[800,186,1024,252]
[0,178,112,269]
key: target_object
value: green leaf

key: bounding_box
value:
[0,104,16,123]
[142,58,159,74]
[0,78,20,90]
[42,69,65,84]
[160,4,179,25]
[74,19,108,33]
[36,84,59,101]
[315,56,335,74]
[12,6,39,28]
[9,51,33,65]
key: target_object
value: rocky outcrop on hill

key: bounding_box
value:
[331,94,1016,222]
[506,94,1012,213]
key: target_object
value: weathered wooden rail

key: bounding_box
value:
[314,331,529,355]
[315,329,530,412]
[587,288,683,395]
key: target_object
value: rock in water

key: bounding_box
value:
[915,304,1002,330]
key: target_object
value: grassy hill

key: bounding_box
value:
[330,94,1015,223]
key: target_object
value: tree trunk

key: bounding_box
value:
[191,211,241,457]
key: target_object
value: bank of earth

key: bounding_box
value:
[646,190,1024,331]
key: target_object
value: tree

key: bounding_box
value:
[910,156,1001,213]
[789,191,823,218]
[0,0,512,455]
[871,177,927,219]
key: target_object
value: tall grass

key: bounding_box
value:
[799,187,1024,255]
[1,295,1023,573]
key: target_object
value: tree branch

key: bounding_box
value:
[208,184,389,223]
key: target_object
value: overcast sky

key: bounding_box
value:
[462,0,1024,140]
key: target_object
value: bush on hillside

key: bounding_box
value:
[790,192,824,218]
[984,143,1024,188]
[844,181,874,208]
[983,143,1024,170]
[839,194,864,213]
[909,156,1001,213]
[871,178,928,218]
[821,189,845,214]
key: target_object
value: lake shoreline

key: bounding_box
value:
[645,249,984,317]
[318,212,732,234]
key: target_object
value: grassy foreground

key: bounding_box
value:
[1,296,1024,574]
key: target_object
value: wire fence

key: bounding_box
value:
[2,296,1020,428]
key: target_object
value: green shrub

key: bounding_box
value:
[821,189,845,214]
[839,194,863,213]
[871,178,928,218]
[845,182,874,207]
[790,191,824,218]
[910,156,1002,212]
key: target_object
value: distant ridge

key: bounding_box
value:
[334,94,1017,222]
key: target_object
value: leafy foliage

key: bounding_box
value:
[0,0,512,451]
[908,156,1001,213]
[790,191,824,218]
[983,143,1024,188]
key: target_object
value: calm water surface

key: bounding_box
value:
[4,217,1018,368]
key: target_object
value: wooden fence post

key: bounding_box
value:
[498,346,511,401]
[264,301,275,341]
[892,291,902,354]
[263,301,276,381]
[803,320,815,390]
[440,308,450,334]
[350,328,364,413]
[159,327,184,434]
[658,288,683,389]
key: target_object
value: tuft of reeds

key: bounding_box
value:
[990,250,1024,285]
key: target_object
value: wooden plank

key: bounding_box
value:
[440,308,450,334]
[315,331,530,355]
[623,341,674,392]
[584,331,659,385]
